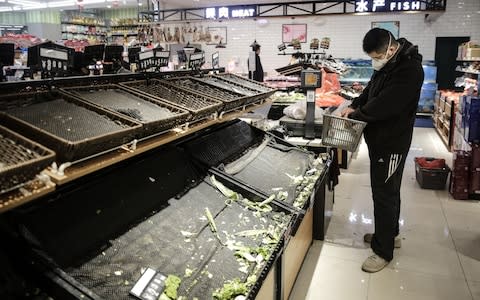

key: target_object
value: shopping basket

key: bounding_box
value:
[321,114,366,152]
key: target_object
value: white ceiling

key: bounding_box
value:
[0,0,320,12]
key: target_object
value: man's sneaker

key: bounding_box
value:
[363,233,402,248]
[362,254,389,273]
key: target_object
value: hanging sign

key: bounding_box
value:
[206,6,256,19]
[355,0,423,13]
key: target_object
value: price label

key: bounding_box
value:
[139,51,154,61]
[130,268,166,300]
[39,48,68,61]
[155,51,170,58]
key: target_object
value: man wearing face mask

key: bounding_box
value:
[341,28,424,273]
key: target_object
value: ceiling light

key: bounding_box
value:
[138,2,142,6]
[73,0,106,5]
[8,0,41,6]
[48,0,74,8]
[107,4,111,8]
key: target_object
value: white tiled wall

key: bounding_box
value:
[162,0,480,75]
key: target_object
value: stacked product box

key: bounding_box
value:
[470,144,480,195]
[464,96,480,143]
[450,151,471,200]
[457,41,480,60]
[458,95,467,137]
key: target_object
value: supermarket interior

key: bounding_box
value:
[0,0,479,299]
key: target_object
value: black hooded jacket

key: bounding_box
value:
[349,38,424,154]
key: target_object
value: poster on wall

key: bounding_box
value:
[282,24,307,43]
[207,27,227,45]
[371,21,400,39]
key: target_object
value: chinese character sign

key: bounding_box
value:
[355,0,423,12]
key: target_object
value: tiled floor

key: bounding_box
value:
[289,127,480,300]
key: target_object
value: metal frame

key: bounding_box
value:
[139,0,447,22]
[0,68,225,94]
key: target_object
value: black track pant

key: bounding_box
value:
[368,149,407,261]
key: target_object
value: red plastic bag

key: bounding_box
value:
[315,93,345,107]
[415,157,446,169]
[316,69,341,94]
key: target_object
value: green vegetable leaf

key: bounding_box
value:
[212,278,248,300]
[164,275,181,299]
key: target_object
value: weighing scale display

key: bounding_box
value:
[301,70,321,88]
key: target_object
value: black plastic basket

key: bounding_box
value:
[1,91,142,163]
[0,124,55,192]
[120,79,223,121]
[415,160,450,190]
[166,76,249,112]
[61,84,191,137]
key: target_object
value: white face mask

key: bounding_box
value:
[372,35,392,71]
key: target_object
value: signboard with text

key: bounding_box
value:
[206,6,257,19]
[355,0,424,13]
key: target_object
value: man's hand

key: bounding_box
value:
[341,107,355,118]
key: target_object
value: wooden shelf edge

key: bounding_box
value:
[0,180,55,214]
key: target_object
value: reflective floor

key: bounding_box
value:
[290,127,480,300]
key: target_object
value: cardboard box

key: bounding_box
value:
[464,97,480,143]
[472,144,480,170]
[469,171,480,194]
[453,150,471,171]
[450,176,469,200]
[466,48,480,60]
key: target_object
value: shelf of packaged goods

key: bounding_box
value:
[434,122,450,149]
[445,103,452,118]
[455,66,480,75]
[43,99,272,186]
[110,33,138,36]
[61,21,107,27]
[62,31,106,36]
[440,117,450,131]
[111,25,139,28]
[0,178,55,214]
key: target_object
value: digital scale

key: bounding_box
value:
[280,69,322,139]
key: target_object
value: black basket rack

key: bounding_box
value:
[166,76,250,112]
[196,75,272,106]
[120,79,223,122]
[0,90,142,163]
[61,84,191,137]
[0,124,55,192]
[216,73,277,93]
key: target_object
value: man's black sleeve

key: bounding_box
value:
[349,63,423,122]
[350,82,371,109]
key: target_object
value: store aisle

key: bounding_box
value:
[290,127,480,300]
